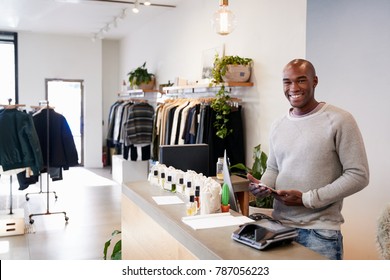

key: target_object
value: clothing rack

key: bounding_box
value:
[28,100,69,224]
[25,106,58,202]
[0,101,26,215]
[25,173,58,202]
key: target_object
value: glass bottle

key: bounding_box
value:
[150,169,159,186]
[185,181,193,199]
[194,186,200,211]
[164,175,176,193]
[216,157,224,180]
[159,172,166,189]
[176,177,185,194]
[186,195,196,216]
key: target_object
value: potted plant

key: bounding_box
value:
[103,229,121,260]
[210,54,253,139]
[221,182,230,212]
[230,144,273,213]
[127,62,155,90]
[212,54,253,84]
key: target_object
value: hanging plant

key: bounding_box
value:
[210,85,233,139]
[210,54,253,139]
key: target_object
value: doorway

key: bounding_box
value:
[45,79,84,166]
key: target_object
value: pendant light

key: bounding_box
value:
[212,0,237,35]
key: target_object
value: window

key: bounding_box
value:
[0,31,18,105]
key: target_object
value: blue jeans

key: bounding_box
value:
[294,228,343,260]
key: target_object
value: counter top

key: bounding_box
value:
[122,180,326,260]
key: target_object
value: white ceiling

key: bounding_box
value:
[0,0,181,40]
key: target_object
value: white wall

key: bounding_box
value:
[119,0,306,161]
[18,33,104,168]
[307,0,390,260]
[102,39,120,145]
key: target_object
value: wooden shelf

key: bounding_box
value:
[162,82,253,94]
[118,89,161,98]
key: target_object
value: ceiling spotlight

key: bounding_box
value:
[132,0,140,13]
[212,0,237,36]
[143,1,151,6]
[121,8,129,19]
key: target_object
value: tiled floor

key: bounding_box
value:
[0,166,121,260]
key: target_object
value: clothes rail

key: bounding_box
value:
[28,100,69,224]
[25,105,58,202]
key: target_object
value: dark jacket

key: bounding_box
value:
[33,108,78,169]
[0,108,43,174]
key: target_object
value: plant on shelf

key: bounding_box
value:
[127,62,155,90]
[221,182,230,212]
[103,229,121,260]
[230,144,273,209]
[210,54,253,139]
[212,55,253,84]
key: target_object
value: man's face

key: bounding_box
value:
[282,63,318,112]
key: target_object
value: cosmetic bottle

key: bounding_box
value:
[185,181,193,199]
[159,172,165,189]
[176,177,185,194]
[186,195,196,216]
[150,169,159,187]
[194,186,200,211]
[164,175,176,192]
[216,157,224,180]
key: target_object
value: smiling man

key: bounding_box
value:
[247,59,369,259]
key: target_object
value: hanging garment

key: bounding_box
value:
[0,108,43,175]
[33,108,79,169]
[122,102,154,161]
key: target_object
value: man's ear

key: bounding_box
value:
[313,76,318,88]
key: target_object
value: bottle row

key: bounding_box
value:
[148,163,224,216]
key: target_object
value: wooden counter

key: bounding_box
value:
[122,181,326,260]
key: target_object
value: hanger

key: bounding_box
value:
[0,104,26,109]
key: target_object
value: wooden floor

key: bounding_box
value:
[0,166,121,260]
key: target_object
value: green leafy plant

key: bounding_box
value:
[230,144,273,208]
[103,229,122,260]
[210,85,233,139]
[212,55,253,84]
[210,54,253,139]
[221,183,230,206]
[127,62,155,88]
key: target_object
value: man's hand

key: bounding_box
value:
[247,173,273,199]
[274,189,303,206]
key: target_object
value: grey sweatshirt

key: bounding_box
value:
[262,103,369,230]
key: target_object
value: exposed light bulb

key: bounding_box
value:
[133,0,140,13]
[212,0,237,35]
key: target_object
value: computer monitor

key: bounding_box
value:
[159,144,209,176]
[222,150,240,213]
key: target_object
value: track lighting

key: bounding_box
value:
[91,1,173,41]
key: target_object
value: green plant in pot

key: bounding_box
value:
[212,54,253,84]
[210,54,253,139]
[127,62,155,90]
[103,229,121,260]
[230,144,273,209]
[221,182,230,212]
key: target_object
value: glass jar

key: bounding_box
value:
[216,157,224,180]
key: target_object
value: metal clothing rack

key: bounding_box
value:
[25,173,58,202]
[28,100,69,224]
[0,100,26,216]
